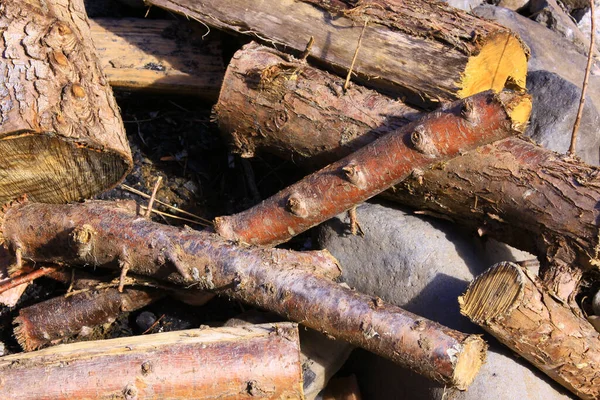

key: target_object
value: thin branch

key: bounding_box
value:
[344,18,369,92]
[145,176,163,218]
[568,0,596,156]
[0,265,63,295]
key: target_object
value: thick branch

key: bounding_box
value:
[0,200,486,389]
[215,90,530,247]
[146,0,528,107]
[459,262,600,399]
[0,323,305,399]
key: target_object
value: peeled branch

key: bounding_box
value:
[1,199,486,389]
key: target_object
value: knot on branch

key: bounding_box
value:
[410,125,438,157]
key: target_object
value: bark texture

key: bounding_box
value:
[215,90,530,247]
[0,200,487,389]
[0,323,305,399]
[0,0,132,205]
[15,285,162,351]
[90,18,224,98]
[459,262,600,399]
[146,0,528,107]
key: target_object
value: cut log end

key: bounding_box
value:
[0,134,131,204]
[452,335,488,390]
[13,315,42,352]
[458,261,525,324]
[458,34,528,100]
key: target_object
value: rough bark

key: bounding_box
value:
[215,90,531,247]
[0,323,305,399]
[15,284,162,351]
[459,262,600,399]
[146,0,529,107]
[0,200,487,389]
[0,0,132,204]
[215,43,600,288]
[90,18,224,99]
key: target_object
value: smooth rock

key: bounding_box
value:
[442,0,483,11]
[526,70,600,165]
[498,0,530,11]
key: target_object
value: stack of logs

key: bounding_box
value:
[0,0,598,399]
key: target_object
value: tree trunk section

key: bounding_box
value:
[0,0,132,205]
[215,90,530,247]
[0,323,305,399]
[90,18,224,99]
[0,200,487,389]
[459,262,600,399]
[146,0,528,108]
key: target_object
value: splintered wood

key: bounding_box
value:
[460,262,600,399]
[0,323,305,399]
[0,200,487,389]
[0,0,132,204]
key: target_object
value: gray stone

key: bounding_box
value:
[441,0,484,11]
[525,70,600,165]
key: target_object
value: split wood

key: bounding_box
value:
[214,90,530,246]
[460,262,600,399]
[0,0,132,205]
[145,0,529,108]
[0,323,304,399]
[0,200,486,389]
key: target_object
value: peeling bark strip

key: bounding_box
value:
[215,90,530,247]
[146,0,528,107]
[0,323,305,399]
[215,42,422,164]
[459,262,600,399]
[0,200,486,389]
[90,18,224,98]
[15,286,162,351]
[0,0,132,205]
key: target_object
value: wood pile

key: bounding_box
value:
[0,0,598,398]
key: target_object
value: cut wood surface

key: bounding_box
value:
[0,200,487,389]
[0,0,132,205]
[215,43,600,289]
[90,18,224,98]
[459,262,600,399]
[146,0,529,107]
[215,90,531,247]
[0,323,305,399]
[15,285,162,351]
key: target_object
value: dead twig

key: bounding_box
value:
[145,176,163,218]
[0,265,63,295]
[344,18,369,92]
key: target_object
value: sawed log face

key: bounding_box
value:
[215,90,530,247]
[0,200,487,389]
[0,323,305,399]
[146,0,528,107]
[0,0,132,204]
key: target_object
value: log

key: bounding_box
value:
[0,0,132,205]
[214,90,531,247]
[0,199,487,389]
[146,0,529,107]
[0,323,305,399]
[90,18,224,98]
[459,262,600,399]
[15,284,163,351]
[215,43,600,288]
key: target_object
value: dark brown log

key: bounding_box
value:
[459,262,600,399]
[15,284,162,351]
[0,0,132,204]
[90,18,224,98]
[146,0,529,107]
[215,90,530,247]
[215,43,600,289]
[0,200,487,389]
[0,323,305,399]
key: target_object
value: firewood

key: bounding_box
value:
[215,43,599,292]
[146,0,529,108]
[15,284,163,351]
[0,0,132,205]
[0,199,487,389]
[89,18,224,98]
[0,323,305,399]
[214,89,530,247]
[459,262,600,399]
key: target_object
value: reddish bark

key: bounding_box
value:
[1,200,486,388]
